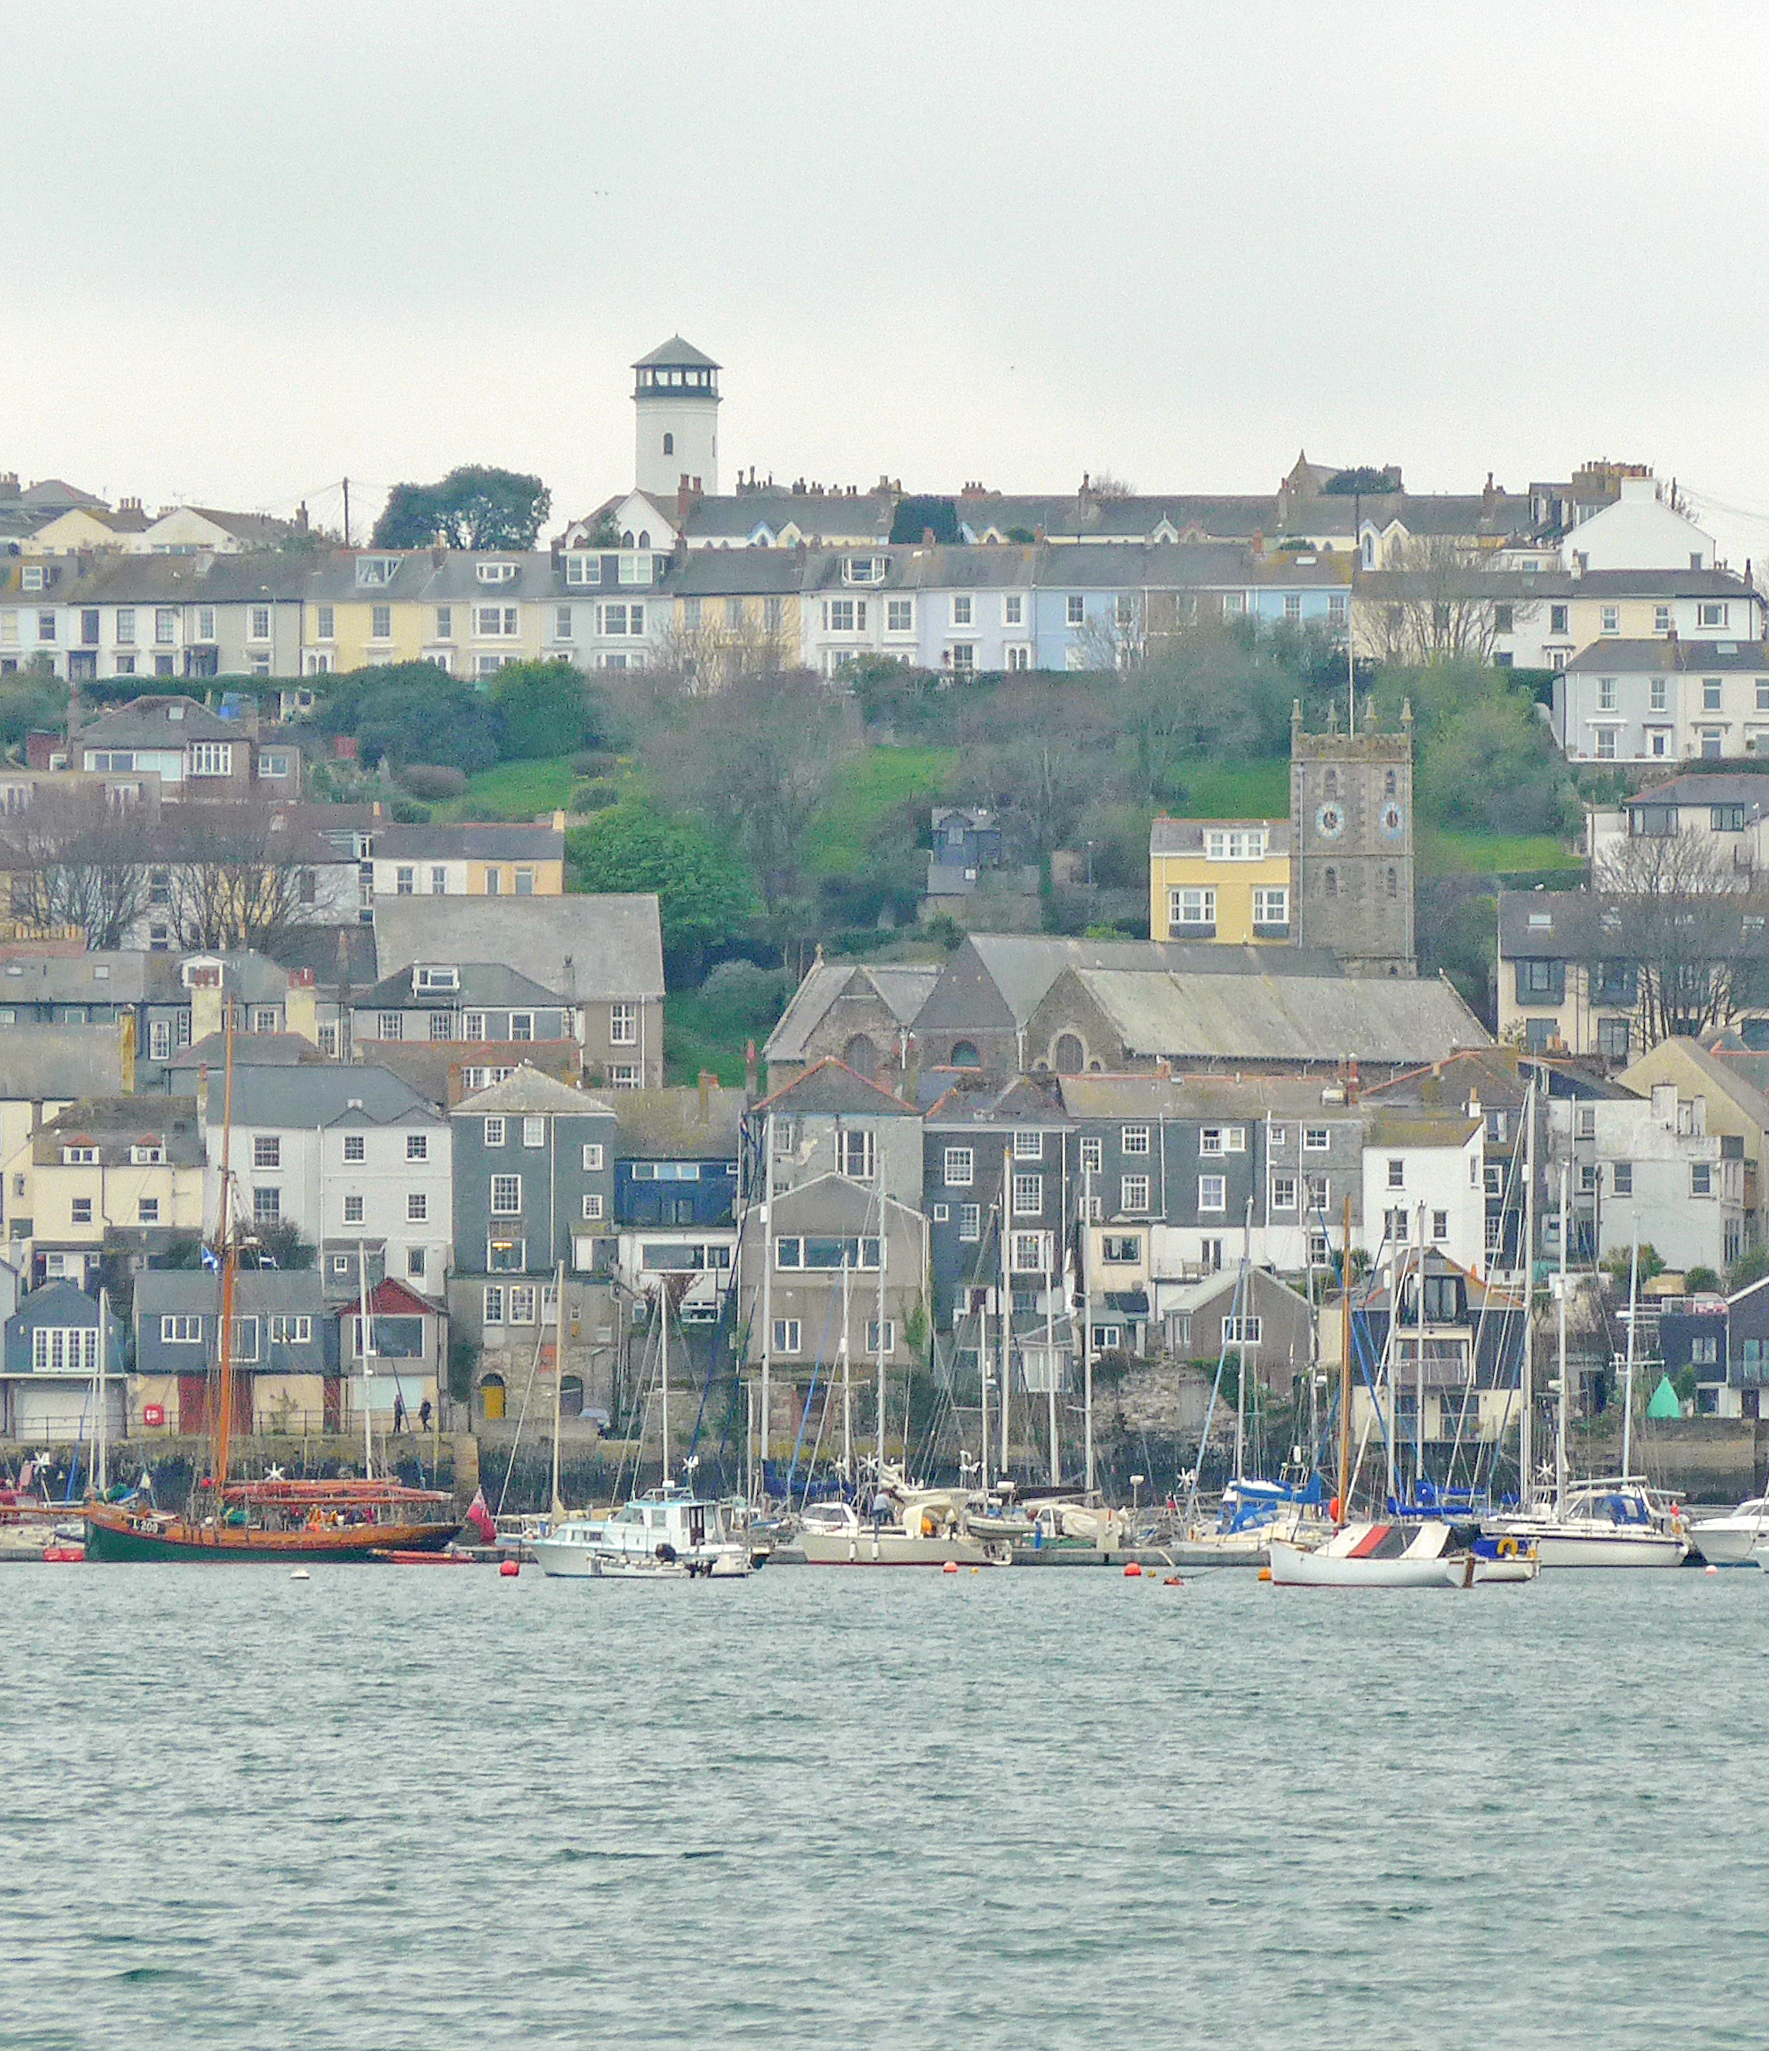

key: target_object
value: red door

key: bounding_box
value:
[178,1375,208,1434]
[233,1374,254,1438]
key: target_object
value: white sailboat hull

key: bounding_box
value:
[798,1528,1004,1566]
[1268,1539,1460,1588]
[1490,1524,1685,1569]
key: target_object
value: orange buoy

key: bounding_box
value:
[1329,1496,1342,1522]
[1705,1563,1719,1575]
[1163,1575,1183,1586]
[1124,1561,1142,1577]
[1257,1565,1272,1582]
[942,1560,959,1573]
[499,1558,520,1578]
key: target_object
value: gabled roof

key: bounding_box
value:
[373,823,562,862]
[168,1031,329,1073]
[764,1172,921,1231]
[1068,967,1488,1067]
[1621,1037,1769,1134]
[1365,1110,1482,1148]
[345,1276,437,1319]
[225,1065,436,1129]
[923,1073,1070,1126]
[77,695,238,746]
[764,960,942,1063]
[454,1063,614,1118]
[1620,774,1769,811]
[1149,816,1291,855]
[756,1056,917,1117]
[372,895,663,1001]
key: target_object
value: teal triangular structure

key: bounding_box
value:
[1645,1374,1681,1421]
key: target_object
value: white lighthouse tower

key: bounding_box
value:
[632,336,721,498]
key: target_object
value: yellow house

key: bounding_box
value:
[1149,818,1292,943]
[29,504,151,554]
[22,1097,208,1287]
[302,551,552,679]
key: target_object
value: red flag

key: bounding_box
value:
[466,1487,497,1546]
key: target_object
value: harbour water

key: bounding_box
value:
[3,1566,1765,2048]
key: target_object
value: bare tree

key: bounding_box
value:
[1593,828,1769,1042]
[0,788,156,949]
[647,609,795,697]
[158,804,327,954]
[1358,536,1535,667]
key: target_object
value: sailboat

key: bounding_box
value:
[1482,1170,1686,1568]
[533,1273,752,1578]
[86,1008,458,1563]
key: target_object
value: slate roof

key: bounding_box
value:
[266,924,379,986]
[0,1026,125,1101]
[1365,1110,1482,1148]
[923,1073,1071,1125]
[136,1269,325,1315]
[1497,893,1626,959]
[682,494,894,545]
[1565,640,1769,675]
[917,935,1341,1034]
[1149,816,1291,855]
[366,1040,581,1106]
[168,1031,329,1073]
[765,961,943,1063]
[76,696,238,746]
[664,549,808,597]
[756,1057,918,1117]
[0,952,155,1003]
[373,823,562,863]
[38,1096,202,1163]
[1620,774,1769,811]
[1055,1074,1367,1122]
[612,1086,745,1159]
[455,1064,615,1118]
[1357,567,1756,603]
[225,1064,437,1128]
[355,964,565,1009]
[1621,1038,1769,1133]
[372,895,663,1001]
[1069,967,1488,1066]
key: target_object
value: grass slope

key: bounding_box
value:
[443,755,579,821]
[800,747,959,877]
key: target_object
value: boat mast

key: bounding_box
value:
[997,1162,1011,1484]
[1337,1195,1351,1524]
[212,1006,240,1510]
[659,1275,671,1487]
[1415,1203,1427,1499]
[875,1200,888,1479]
[1556,1162,1570,1512]
[1082,1159,1095,1495]
[356,1239,374,1483]
[550,1257,566,1520]
[1521,1074,1535,1504]
[1622,1225,1639,1478]
[839,1252,852,1480]
[759,1107,774,1506]
[94,1283,108,1498]
[1044,1251,1059,1485]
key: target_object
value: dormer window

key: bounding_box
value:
[414,966,460,992]
[355,557,399,588]
[1204,828,1267,860]
[564,554,602,587]
[476,561,517,585]
[845,556,884,585]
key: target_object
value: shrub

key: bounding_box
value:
[571,749,619,777]
[698,960,791,1028]
[397,762,469,801]
[571,778,622,812]
[388,797,431,824]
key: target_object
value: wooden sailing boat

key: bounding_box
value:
[86,1006,458,1562]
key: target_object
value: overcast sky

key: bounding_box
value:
[9,1,1769,562]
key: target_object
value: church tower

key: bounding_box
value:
[633,336,720,498]
[1290,699,1416,976]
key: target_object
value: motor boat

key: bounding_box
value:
[1269,1518,1538,1588]
[795,1483,1011,1567]
[1687,1497,1769,1567]
[1484,1478,1688,1569]
[532,1485,753,1579]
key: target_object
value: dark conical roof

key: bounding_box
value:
[633,335,719,370]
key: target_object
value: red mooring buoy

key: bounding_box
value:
[499,1558,521,1578]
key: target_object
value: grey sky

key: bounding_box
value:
[9,0,1769,560]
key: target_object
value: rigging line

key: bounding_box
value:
[494,1308,551,1521]
[1458,1108,1530,1496]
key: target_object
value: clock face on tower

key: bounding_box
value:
[1379,800,1406,839]
[1315,802,1346,840]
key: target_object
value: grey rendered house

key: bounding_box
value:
[611,1085,744,1327]
[349,963,575,1051]
[2,1280,124,1443]
[373,894,666,1088]
[132,1268,332,1436]
[448,1066,620,1424]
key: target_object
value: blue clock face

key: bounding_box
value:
[1315,802,1345,840]
[1379,801,1406,839]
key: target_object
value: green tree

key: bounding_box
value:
[322,662,501,775]
[566,800,755,976]
[371,466,552,550]
[492,660,599,760]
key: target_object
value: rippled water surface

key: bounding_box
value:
[2,1562,1764,2049]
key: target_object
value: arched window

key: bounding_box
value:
[842,1033,878,1080]
[663,433,674,456]
[621,530,635,548]
[1054,1032,1085,1075]
[950,1040,982,1069]
[479,1372,506,1422]
[1324,867,1338,898]
[559,1374,584,1419]
[637,530,650,548]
